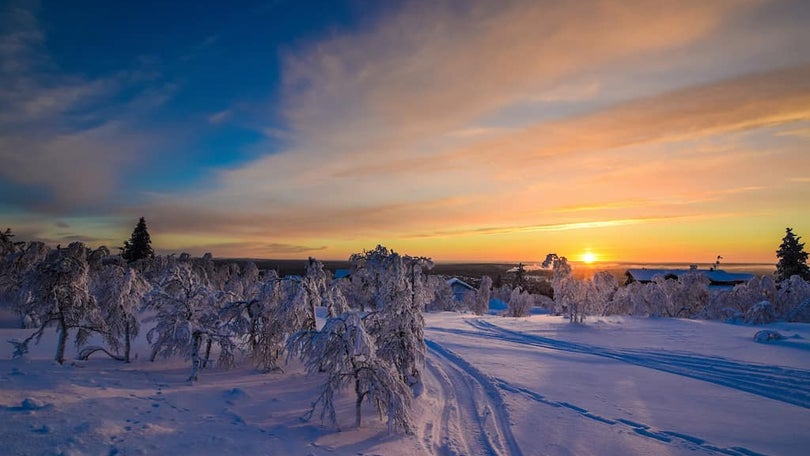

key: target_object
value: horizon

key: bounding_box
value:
[2,1,808,263]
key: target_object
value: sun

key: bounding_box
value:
[581,252,597,264]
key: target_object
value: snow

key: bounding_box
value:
[2,312,809,455]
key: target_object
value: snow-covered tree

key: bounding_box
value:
[423,276,456,312]
[90,261,151,362]
[287,312,413,433]
[470,276,492,316]
[145,260,219,381]
[14,242,102,364]
[303,257,330,316]
[323,281,349,318]
[242,270,286,371]
[503,286,533,317]
[1,241,50,321]
[776,227,810,282]
[778,275,810,322]
[542,253,584,321]
[589,271,618,317]
[365,250,430,390]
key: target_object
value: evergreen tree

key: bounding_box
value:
[776,227,810,282]
[121,217,154,263]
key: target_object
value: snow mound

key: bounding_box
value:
[753,330,785,343]
[20,397,49,410]
[222,387,249,404]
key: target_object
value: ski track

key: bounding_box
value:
[493,376,766,456]
[421,318,810,455]
[421,339,524,456]
[439,319,810,409]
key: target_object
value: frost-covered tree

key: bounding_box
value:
[145,260,219,381]
[1,241,50,322]
[14,242,102,364]
[244,270,286,371]
[589,271,618,316]
[303,257,330,314]
[323,281,349,318]
[470,276,492,316]
[347,245,403,311]
[423,276,456,312]
[503,286,533,317]
[287,312,412,433]
[776,227,810,283]
[90,260,151,362]
[660,272,710,318]
[543,253,588,322]
[360,251,428,390]
[778,275,810,322]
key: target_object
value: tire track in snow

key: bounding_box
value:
[421,339,523,456]
[462,319,810,409]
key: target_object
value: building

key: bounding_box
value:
[447,278,475,301]
[625,267,754,288]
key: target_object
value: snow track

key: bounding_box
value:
[493,376,767,456]
[463,319,810,409]
[419,339,523,456]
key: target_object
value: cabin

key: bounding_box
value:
[625,267,754,288]
[447,278,475,301]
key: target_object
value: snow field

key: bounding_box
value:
[1,313,809,455]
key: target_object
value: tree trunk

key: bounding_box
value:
[55,315,68,364]
[189,332,202,382]
[355,378,364,428]
[202,337,213,368]
[124,320,132,363]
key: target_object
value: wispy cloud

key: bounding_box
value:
[0,3,174,213]
[124,0,809,260]
[5,0,808,262]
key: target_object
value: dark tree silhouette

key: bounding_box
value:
[776,227,810,283]
[121,217,154,263]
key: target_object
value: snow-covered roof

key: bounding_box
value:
[625,268,754,285]
[446,277,475,290]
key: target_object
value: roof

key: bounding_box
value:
[625,268,755,285]
[446,278,475,290]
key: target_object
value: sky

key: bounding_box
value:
[1,0,809,264]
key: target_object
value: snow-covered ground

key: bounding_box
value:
[1,313,809,455]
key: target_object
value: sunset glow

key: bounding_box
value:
[1,1,809,263]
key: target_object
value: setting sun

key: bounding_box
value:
[581,252,598,264]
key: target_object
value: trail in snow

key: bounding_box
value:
[446,319,810,409]
[419,339,523,456]
[493,376,766,456]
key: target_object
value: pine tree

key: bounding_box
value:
[121,217,154,263]
[776,227,810,283]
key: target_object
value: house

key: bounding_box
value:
[447,278,475,301]
[625,266,754,288]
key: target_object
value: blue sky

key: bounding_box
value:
[2,0,809,262]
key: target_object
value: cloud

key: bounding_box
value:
[124,0,809,259]
[208,110,231,124]
[265,243,328,254]
[0,4,173,213]
[278,0,755,154]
